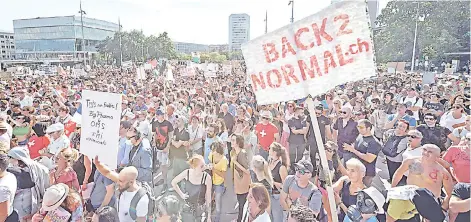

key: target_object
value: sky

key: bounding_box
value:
[0,0,388,45]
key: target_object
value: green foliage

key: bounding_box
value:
[374,0,470,63]
[96,30,177,65]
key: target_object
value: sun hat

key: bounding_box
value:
[42,183,69,211]
[45,123,64,134]
[362,187,386,214]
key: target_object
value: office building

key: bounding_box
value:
[174,42,209,54]
[228,14,250,52]
[208,44,228,53]
[13,16,119,63]
[0,31,15,60]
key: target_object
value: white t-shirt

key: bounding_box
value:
[401,96,423,120]
[241,201,271,222]
[188,124,204,151]
[402,146,424,177]
[283,112,295,133]
[439,112,467,131]
[118,189,149,222]
[0,172,17,216]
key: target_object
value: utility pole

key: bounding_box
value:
[118,17,123,66]
[411,2,420,72]
[288,0,294,23]
[79,0,86,65]
[264,10,268,34]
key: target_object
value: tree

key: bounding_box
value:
[96,30,177,64]
[374,1,470,64]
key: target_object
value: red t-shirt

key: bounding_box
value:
[28,135,51,159]
[443,146,470,183]
[64,120,77,138]
[255,122,278,151]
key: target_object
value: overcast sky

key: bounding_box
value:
[0,0,388,45]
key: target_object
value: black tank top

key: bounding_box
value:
[271,161,282,193]
[339,180,358,221]
[72,154,96,185]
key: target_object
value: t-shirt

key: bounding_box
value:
[118,189,149,222]
[151,120,174,150]
[451,183,470,222]
[439,112,467,131]
[452,127,470,139]
[282,175,322,213]
[255,122,278,151]
[424,102,444,114]
[209,153,228,185]
[345,136,381,177]
[307,115,330,144]
[443,146,470,183]
[0,172,17,216]
[170,127,190,160]
[401,96,423,120]
[288,117,307,145]
[27,135,50,159]
[90,171,116,208]
[416,125,452,151]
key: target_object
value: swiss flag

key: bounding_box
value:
[64,120,77,137]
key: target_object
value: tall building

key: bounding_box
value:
[228,14,250,52]
[13,16,119,63]
[0,31,15,60]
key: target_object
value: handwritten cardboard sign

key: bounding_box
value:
[242,1,376,105]
[80,90,121,169]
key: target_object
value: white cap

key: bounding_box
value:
[45,123,64,133]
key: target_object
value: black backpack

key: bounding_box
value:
[124,182,157,220]
[382,135,407,157]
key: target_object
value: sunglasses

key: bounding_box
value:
[295,168,310,175]
[408,135,419,139]
[340,111,348,114]
[262,117,269,120]
[126,135,136,140]
[424,117,436,121]
[357,125,366,129]
[325,148,333,152]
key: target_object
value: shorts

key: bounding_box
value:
[156,149,169,166]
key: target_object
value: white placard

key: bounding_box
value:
[242,1,375,105]
[422,72,436,85]
[80,90,121,169]
[387,67,396,74]
[223,65,232,75]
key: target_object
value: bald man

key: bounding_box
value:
[392,144,453,214]
[94,157,149,222]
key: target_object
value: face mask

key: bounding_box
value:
[346,191,377,222]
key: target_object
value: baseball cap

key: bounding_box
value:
[260,110,272,119]
[45,123,64,134]
[156,109,165,116]
[294,159,314,173]
[42,183,69,211]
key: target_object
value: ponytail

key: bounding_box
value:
[270,142,290,169]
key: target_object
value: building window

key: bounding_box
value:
[0,35,3,38]
[10,36,14,39]
[10,46,14,49]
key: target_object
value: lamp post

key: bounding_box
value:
[288,0,294,23]
[264,10,268,34]
[118,18,123,67]
[411,2,420,72]
[78,0,86,65]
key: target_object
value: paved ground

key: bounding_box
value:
[152,152,390,222]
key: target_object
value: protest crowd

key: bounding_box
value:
[0,59,469,222]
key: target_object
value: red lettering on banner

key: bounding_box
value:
[281,64,299,85]
[336,45,354,66]
[357,38,370,52]
[298,55,322,80]
[267,69,282,88]
[348,44,358,55]
[312,18,333,46]
[294,27,314,50]
[251,73,266,91]
[282,37,297,58]
[334,14,353,36]
[323,50,337,74]
[263,43,279,63]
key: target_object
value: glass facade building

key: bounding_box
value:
[13,16,119,61]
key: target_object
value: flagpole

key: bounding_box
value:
[264,10,268,34]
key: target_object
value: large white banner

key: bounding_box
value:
[80,90,121,169]
[242,1,375,105]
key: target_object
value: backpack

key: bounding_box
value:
[126,182,157,220]
[382,135,407,157]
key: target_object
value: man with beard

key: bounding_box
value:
[203,123,221,163]
[152,109,173,190]
[93,160,149,222]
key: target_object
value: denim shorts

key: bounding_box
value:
[213,184,226,193]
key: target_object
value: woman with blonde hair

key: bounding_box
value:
[268,142,289,222]
[50,148,80,192]
[251,155,273,195]
[171,154,212,222]
[241,183,271,222]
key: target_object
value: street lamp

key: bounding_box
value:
[79,0,86,64]
[411,2,420,72]
[288,0,294,23]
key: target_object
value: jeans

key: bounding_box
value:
[289,143,305,172]
[271,193,284,222]
[386,159,401,181]
[236,193,248,222]
[213,184,226,222]
[258,148,269,161]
